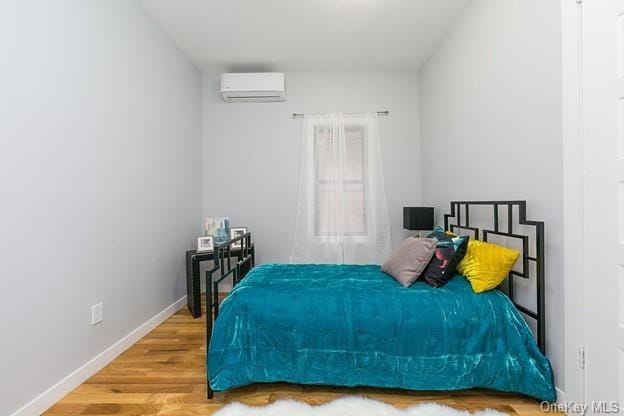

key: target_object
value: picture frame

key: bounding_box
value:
[197,236,214,253]
[230,227,248,250]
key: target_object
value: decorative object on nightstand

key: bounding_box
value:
[196,236,214,253]
[204,217,231,243]
[403,207,434,237]
[230,227,248,249]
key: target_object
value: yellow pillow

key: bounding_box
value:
[458,240,520,293]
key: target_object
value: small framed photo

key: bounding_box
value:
[230,227,248,249]
[197,236,214,253]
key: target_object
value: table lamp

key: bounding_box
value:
[403,207,434,237]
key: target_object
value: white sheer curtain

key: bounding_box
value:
[290,113,392,264]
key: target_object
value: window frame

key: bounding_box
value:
[311,121,370,241]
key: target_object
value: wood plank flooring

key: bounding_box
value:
[44,298,556,415]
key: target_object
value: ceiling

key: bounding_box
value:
[139,0,470,72]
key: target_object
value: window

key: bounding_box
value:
[290,113,391,264]
[313,123,368,237]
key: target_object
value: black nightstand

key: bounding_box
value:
[185,244,255,318]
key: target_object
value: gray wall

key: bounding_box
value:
[0,2,201,414]
[202,71,422,265]
[419,0,563,389]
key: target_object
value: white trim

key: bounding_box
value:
[9,296,187,416]
[556,387,567,405]
[561,0,585,405]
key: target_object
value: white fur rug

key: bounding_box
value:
[213,396,508,416]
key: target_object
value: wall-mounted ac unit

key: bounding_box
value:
[220,73,286,102]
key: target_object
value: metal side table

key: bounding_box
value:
[185,244,255,318]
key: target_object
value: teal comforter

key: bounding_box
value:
[208,264,555,401]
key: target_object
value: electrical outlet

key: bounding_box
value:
[91,302,103,326]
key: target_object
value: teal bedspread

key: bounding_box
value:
[207,264,555,401]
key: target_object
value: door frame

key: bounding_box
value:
[561,0,585,404]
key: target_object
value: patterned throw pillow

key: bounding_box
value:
[422,226,469,288]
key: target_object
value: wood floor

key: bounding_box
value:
[44,298,556,416]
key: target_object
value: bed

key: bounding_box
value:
[204,201,556,402]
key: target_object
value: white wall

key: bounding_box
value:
[202,71,422,264]
[419,0,564,391]
[0,2,201,415]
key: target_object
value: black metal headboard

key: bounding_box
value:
[443,200,545,353]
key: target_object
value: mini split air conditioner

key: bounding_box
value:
[220,72,286,102]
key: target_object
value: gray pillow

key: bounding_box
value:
[381,237,437,288]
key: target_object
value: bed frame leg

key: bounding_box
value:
[206,268,215,400]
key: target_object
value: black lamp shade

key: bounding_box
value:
[403,207,434,231]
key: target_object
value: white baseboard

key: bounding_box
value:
[10,296,188,416]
